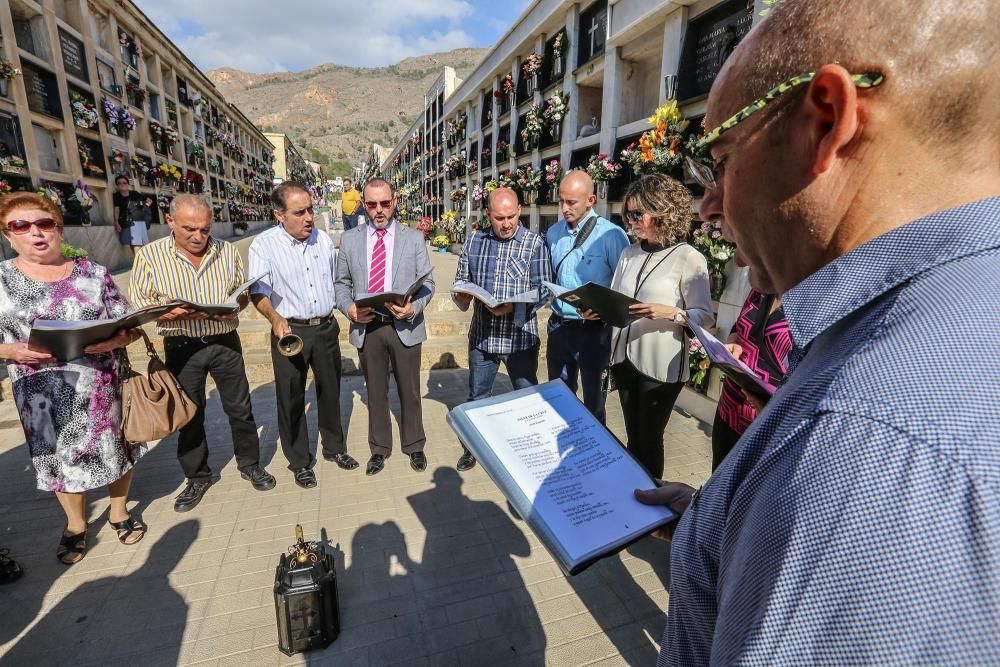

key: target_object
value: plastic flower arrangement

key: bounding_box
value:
[519,103,544,146]
[0,58,21,81]
[70,92,99,129]
[552,31,567,61]
[521,53,543,79]
[495,140,510,159]
[542,90,569,126]
[586,153,622,182]
[0,179,12,194]
[450,186,467,203]
[472,183,488,205]
[515,165,541,192]
[688,338,710,387]
[416,216,433,239]
[496,170,516,189]
[544,160,563,185]
[430,234,450,249]
[36,181,64,211]
[691,220,736,275]
[626,99,690,175]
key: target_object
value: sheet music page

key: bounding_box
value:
[464,382,672,563]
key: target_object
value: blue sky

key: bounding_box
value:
[135,0,532,73]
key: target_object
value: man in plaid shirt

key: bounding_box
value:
[452,188,551,471]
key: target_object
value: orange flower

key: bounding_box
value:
[668,138,681,156]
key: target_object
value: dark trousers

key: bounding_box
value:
[164,332,260,480]
[611,358,684,480]
[270,319,345,471]
[358,321,425,456]
[342,213,359,231]
[468,343,539,401]
[711,411,743,471]
[546,318,612,423]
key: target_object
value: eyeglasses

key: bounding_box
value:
[364,199,393,210]
[6,218,59,234]
[684,70,885,190]
[623,210,645,222]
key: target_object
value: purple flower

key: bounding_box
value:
[711,231,721,238]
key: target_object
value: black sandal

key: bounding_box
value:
[0,548,23,584]
[56,530,87,565]
[108,516,147,545]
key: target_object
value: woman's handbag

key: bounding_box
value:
[120,331,196,443]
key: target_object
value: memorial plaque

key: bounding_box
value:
[21,63,62,118]
[97,59,117,94]
[59,28,89,81]
[76,136,107,178]
[677,0,754,101]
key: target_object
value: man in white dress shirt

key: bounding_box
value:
[249,181,359,489]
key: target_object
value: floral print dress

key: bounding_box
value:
[0,259,146,492]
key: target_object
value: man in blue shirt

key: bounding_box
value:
[637,1,1000,664]
[452,188,551,471]
[545,170,629,423]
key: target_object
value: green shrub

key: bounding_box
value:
[60,241,88,259]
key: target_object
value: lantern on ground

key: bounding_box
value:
[273,525,340,656]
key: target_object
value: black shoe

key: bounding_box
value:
[0,548,23,584]
[324,452,359,470]
[240,464,276,491]
[293,468,318,489]
[456,450,477,472]
[174,478,212,512]
[409,451,427,472]
[366,454,386,476]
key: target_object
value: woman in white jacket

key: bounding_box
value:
[603,174,713,478]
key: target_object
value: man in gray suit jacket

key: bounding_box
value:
[334,178,436,475]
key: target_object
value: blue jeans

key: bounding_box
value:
[546,318,612,423]
[343,213,359,231]
[468,344,540,402]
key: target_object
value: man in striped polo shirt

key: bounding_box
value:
[248,181,359,490]
[130,194,275,512]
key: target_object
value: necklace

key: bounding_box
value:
[15,258,73,283]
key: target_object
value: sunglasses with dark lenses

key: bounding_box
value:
[364,199,393,210]
[7,218,59,234]
[624,210,645,222]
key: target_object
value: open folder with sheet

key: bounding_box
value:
[686,319,777,399]
[447,380,675,575]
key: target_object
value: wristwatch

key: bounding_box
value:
[673,311,686,324]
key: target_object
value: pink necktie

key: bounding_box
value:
[368,229,388,293]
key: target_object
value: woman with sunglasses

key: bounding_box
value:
[0,192,146,565]
[595,174,713,479]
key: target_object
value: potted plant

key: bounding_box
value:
[430,234,450,252]
[691,220,737,300]
[586,153,622,200]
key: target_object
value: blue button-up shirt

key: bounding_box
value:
[661,197,1000,666]
[454,224,551,354]
[248,225,337,319]
[546,211,630,320]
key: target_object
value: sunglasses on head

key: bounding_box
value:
[6,218,59,234]
[364,199,393,210]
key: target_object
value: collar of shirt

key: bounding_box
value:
[367,219,397,239]
[565,209,597,235]
[279,224,317,248]
[784,196,1000,350]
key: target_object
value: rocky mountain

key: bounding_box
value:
[206,48,489,175]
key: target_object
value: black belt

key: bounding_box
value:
[550,315,605,329]
[287,314,335,326]
[164,331,237,345]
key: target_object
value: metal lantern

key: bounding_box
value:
[273,525,340,656]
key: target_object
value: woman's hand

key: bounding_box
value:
[3,343,54,366]
[724,343,744,360]
[84,328,139,355]
[629,302,683,321]
[577,308,602,321]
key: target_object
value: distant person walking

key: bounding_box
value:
[341,179,361,231]
[113,176,149,253]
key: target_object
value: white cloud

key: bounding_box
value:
[134,0,479,72]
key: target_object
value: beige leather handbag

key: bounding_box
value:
[120,331,195,443]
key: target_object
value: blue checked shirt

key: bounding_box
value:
[661,197,1000,666]
[546,211,630,320]
[454,224,551,354]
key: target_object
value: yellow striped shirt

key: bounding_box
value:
[129,234,245,337]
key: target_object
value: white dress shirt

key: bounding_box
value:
[249,225,337,319]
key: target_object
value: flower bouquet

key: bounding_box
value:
[688,339,710,393]
[450,186,467,209]
[544,159,562,201]
[496,170,516,189]
[0,179,11,195]
[430,234,450,250]
[37,181,64,212]
[542,90,569,141]
[0,58,21,81]
[67,180,94,225]
[551,31,567,77]
[521,53,542,92]
[691,219,736,298]
[495,139,510,160]
[626,99,690,175]
[416,216,433,239]
[515,165,541,205]
[586,153,621,198]
[472,182,489,209]
[500,73,515,101]
[70,91,99,129]
[519,102,543,149]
